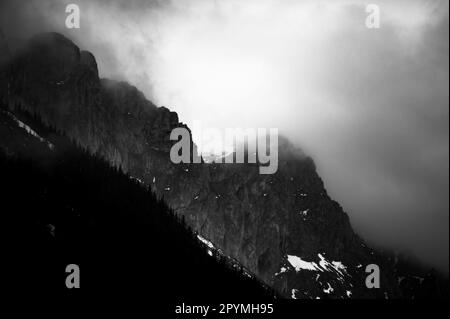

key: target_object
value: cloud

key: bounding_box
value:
[1,0,448,271]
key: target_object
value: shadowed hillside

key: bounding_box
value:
[0,107,277,305]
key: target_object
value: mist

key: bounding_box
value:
[1,0,448,272]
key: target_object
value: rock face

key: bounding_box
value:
[0,29,10,66]
[0,33,440,298]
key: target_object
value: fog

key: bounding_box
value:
[1,0,448,272]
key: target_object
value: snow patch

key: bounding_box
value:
[287,255,321,272]
[318,254,348,277]
[197,235,215,250]
[9,113,54,150]
[332,261,347,275]
[299,193,308,197]
[275,267,288,276]
[323,283,334,294]
[131,176,144,184]
[283,253,349,288]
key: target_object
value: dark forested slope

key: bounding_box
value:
[0,108,276,304]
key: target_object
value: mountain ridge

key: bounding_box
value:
[0,32,445,299]
[0,106,277,303]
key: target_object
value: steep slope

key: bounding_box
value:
[0,107,276,302]
[0,32,444,299]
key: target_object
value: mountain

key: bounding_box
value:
[0,32,446,299]
[0,106,277,305]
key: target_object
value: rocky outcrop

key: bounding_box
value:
[0,32,441,299]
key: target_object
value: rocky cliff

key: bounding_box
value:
[0,32,440,299]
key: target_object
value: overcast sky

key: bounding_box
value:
[1,0,448,272]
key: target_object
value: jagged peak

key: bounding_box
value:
[80,50,98,77]
[277,135,310,162]
[22,32,100,80]
[29,32,80,52]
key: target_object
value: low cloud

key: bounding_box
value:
[1,0,448,271]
